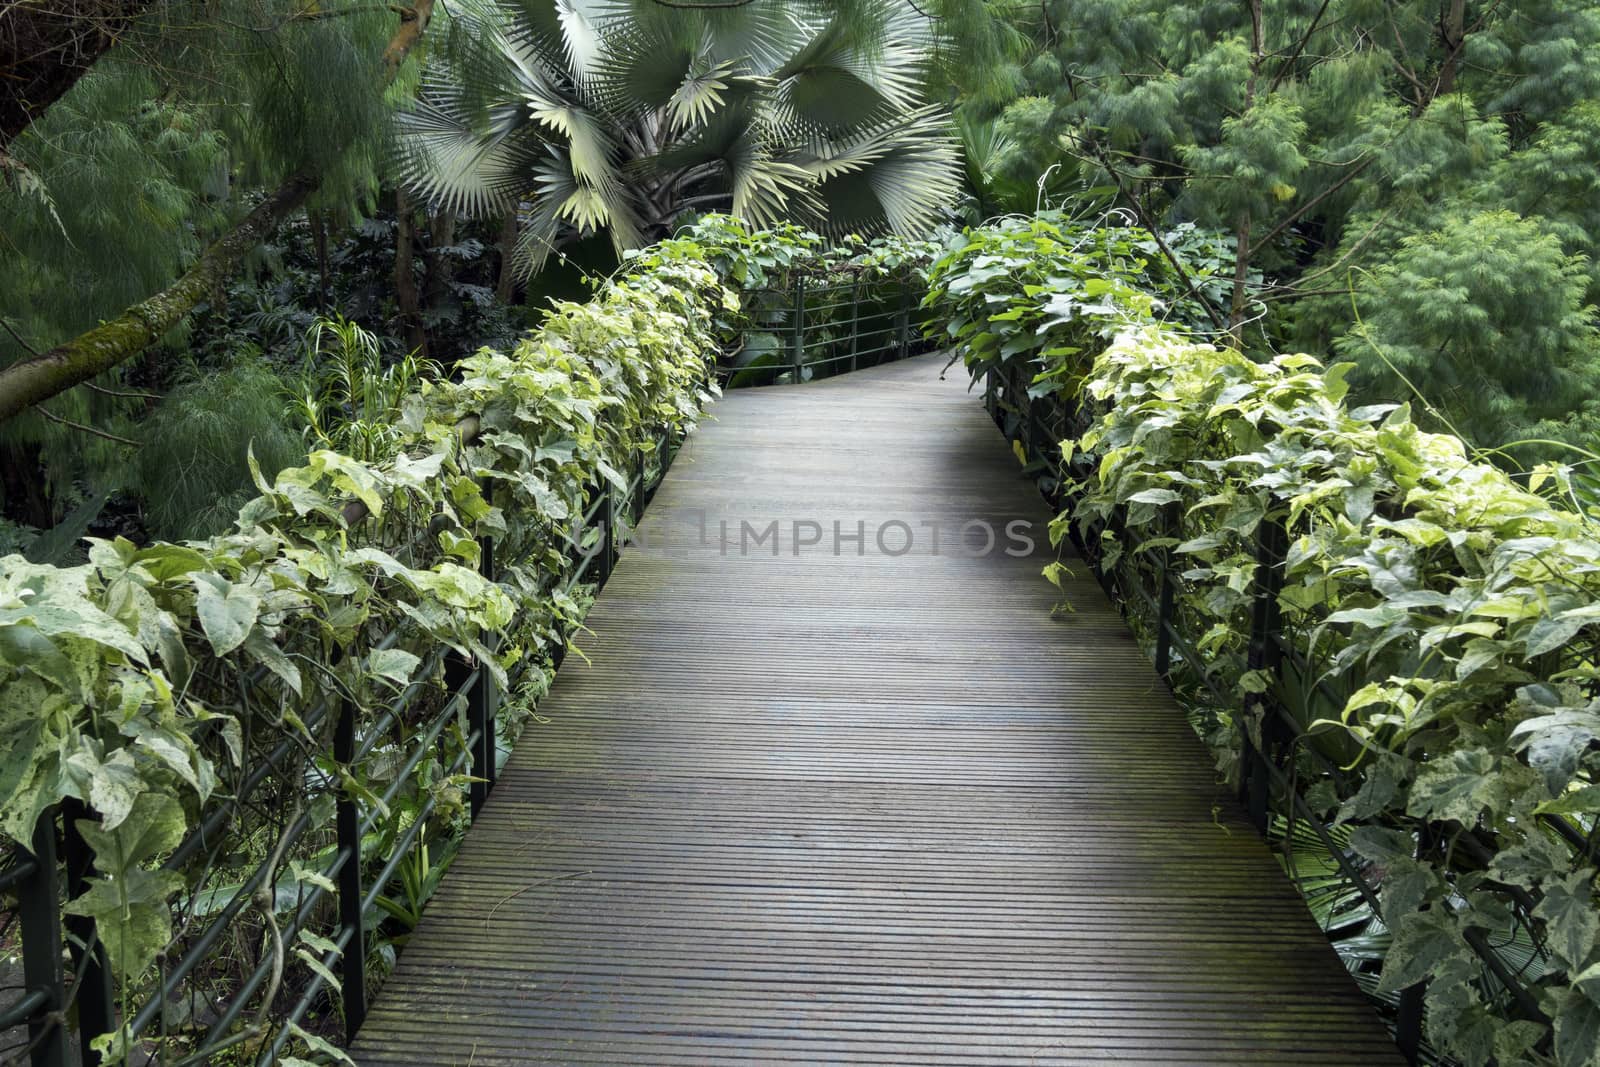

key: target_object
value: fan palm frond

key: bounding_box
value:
[397,0,957,276]
[666,57,744,132]
[394,98,544,216]
[554,0,608,83]
[769,2,930,134]
[801,104,961,235]
[726,134,821,227]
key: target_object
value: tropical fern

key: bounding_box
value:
[395,0,963,275]
[296,316,441,462]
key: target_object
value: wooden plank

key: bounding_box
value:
[353,354,1402,1065]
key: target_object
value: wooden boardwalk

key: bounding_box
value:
[353,354,1401,1065]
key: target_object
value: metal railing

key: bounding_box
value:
[723,269,929,387]
[0,422,684,1067]
[983,357,1560,1065]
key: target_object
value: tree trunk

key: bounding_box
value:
[422,208,457,309]
[1437,0,1466,96]
[0,441,54,527]
[496,210,520,303]
[395,189,429,358]
[0,1,436,423]
[382,0,434,73]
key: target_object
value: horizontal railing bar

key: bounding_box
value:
[359,740,473,918]
[815,308,899,323]
[254,738,477,1066]
[800,332,894,351]
[359,687,469,837]
[163,625,405,873]
[802,347,899,370]
[138,610,484,1043]
[190,717,485,1055]
[562,543,606,593]
[129,802,327,1040]
[0,988,50,1031]
[198,842,354,1046]
[0,855,38,893]
[163,702,332,873]
[253,924,356,1067]
[351,646,449,765]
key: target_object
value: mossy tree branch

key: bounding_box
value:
[0,0,436,423]
[0,173,317,420]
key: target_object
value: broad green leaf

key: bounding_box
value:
[368,647,423,688]
[1512,708,1600,793]
[65,792,188,978]
[1489,832,1570,889]
[1535,870,1600,970]
[64,866,185,980]
[1406,749,1507,825]
[64,744,143,829]
[1377,908,1467,994]
[191,573,261,657]
[1549,986,1600,1067]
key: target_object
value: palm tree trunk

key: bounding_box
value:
[496,210,520,303]
[422,208,457,310]
[394,189,429,358]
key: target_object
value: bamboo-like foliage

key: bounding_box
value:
[394,0,963,275]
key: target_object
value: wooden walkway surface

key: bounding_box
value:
[353,354,1401,1065]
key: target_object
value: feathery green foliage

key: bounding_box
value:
[0,0,419,524]
[135,359,304,541]
[962,0,1600,455]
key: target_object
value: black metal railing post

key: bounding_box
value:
[471,531,497,815]
[60,798,114,1065]
[791,274,806,378]
[897,283,910,359]
[1393,824,1434,1063]
[1395,962,1426,1061]
[1240,518,1287,831]
[18,811,69,1067]
[849,280,861,372]
[1153,502,1180,681]
[1027,395,1047,462]
[633,448,647,523]
[599,481,616,585]
[333,698,367,1040]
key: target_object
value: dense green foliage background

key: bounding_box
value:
[958,0,1600,459]
[8,0,1600,1062]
